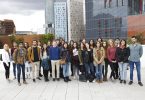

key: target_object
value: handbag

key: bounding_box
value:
[60,58,66,65]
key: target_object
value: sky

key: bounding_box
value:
[0,0,45,32]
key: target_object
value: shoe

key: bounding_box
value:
[53,78,55,81]
[37,77,41,80]
[18,82,21,86]
[33,79,36,82]
[138,82,143,86]
[120,80,123,83]
[45,78,49,82]
[39,73,43,77]
[92,80,96,83]
[57,78,60,81]
[64,78,68,82]
[87,80,89,83]
[96,80,100,83]
[66,77,71,81]
[100,80,103,83]
[124,80,126,84]
[23,81,28,84]
[128,81,133,85]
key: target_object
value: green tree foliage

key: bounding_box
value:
[9,35,24,44]
[40,33,54,44]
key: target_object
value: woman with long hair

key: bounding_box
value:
[107,39,118,80]
[2,44,11,82]
[93,41,105,83]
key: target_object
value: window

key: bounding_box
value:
[122,0,124,6]
[116,0,118,7]
[104,0,107,8]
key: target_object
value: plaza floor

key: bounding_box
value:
[0,62,145,100]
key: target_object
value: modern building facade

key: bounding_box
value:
[54,1,68,41]
[45,0,84,41]
[85,0,145,40]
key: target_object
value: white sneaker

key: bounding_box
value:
[87,80,89,83]
[92,80,96,83]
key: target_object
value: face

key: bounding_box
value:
[90,40,93,45]
[38,41,41,46]
[13,42,17,47]
[33,41,37,46]
[19,43,23,48]
[43,44,47,49]
[121,40,126,46]
[56,40,60,45]
[103,42,107,47]
[96,42,101,48]
[73,43,77,48]
[4,44,9,51]
[109,40,114,46]
[131,38,137,44]
[70,41,74,45]
[86,43,89,49]
[64,43,67,48]
[52,41,57,47]
[24,43,28,47]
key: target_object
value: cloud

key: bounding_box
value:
[0,0,45,15]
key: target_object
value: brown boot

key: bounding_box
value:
[100,80,103,83]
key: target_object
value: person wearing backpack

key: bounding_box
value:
[13,42,28,86]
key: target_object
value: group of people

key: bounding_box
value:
[1,36,143,86]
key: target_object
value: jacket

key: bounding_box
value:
[2,49,11,66]
[93,47,105,65]
[13,48,27,64]
[28,46,41,62]
[60,48,70,63]
[116,47,130,63]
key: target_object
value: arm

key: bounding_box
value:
[13,49,17,64]
[27,47,32,63]
[107,47,112,62]
[99,47,105,63]
[93,48,99,63]
[139,45,143,58]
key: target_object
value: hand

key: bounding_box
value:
[112,60,116,63]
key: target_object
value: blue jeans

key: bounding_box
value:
[95,64,103,80]
[62,62,70,77]
[13,63,17,77]
[129,61,141,82]
[85,63,95,76]
[118,62,128,80]
[17,64,26,83]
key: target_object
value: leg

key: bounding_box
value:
[99,64,103,80]
[135,62,141,82]
[118,62,123,80]
[22,64,26,82]
[129,61,134,81]
[56,60,60,79]
[17,64,21,83]
[36,61,40,78]
[13,63,16,78]
[95,64,99,80]
[51,60,56,79]
[104,59,109,79]
[63,64,67,78]
[123,63,128,81]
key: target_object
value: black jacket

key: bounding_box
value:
[116,47,130,63]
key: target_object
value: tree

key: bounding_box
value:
[0,40,3,49]
[9,35,24,44]
[40,33,54,44]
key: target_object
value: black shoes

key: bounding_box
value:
[39,73,43,77]
[138,82,143,86]
[67,77,71,81]
[64,77,68,82]
[128,81,133,85]
[53,78,55,81]
[57,78,60,81]
[123,80,126,84]
[37,77,41,80]
[33,79,35,82]
[120,80,123,83]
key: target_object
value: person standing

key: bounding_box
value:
[11,42,18,79]
[2,44,11,82]
[49,40,61,81]
[28,40,41,82]
[107,39,117,80]
[60,42,71,82]
[102,41,109,81]
[116,40,130,84]
[84,43,95,82]
[13,42,28,86]
[24,42,31,79]
[93,41,105,83]
[38,41,43,77]
[128,36,143,86]
[41,43,50,82]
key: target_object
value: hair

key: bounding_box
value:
[96,41,102,48]
[131,36,137,39]
[89,39,95,48]
[108,39,115,47]
[120,39,127,47]
[97,37,103,42]
[32,40,38,43]
[63,42,68,49]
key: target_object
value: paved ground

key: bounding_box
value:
[0,62,145,100]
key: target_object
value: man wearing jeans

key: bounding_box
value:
[128,36,143,86]
[28,40,41,82]
[49,40,60,81]
[13,42,27,86]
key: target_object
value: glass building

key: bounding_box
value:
[85,0,128,40]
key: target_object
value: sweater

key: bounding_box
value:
[2,49,11,66]
[107,47,116,62]
[49,46,60,60]
[128,43,143,62]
